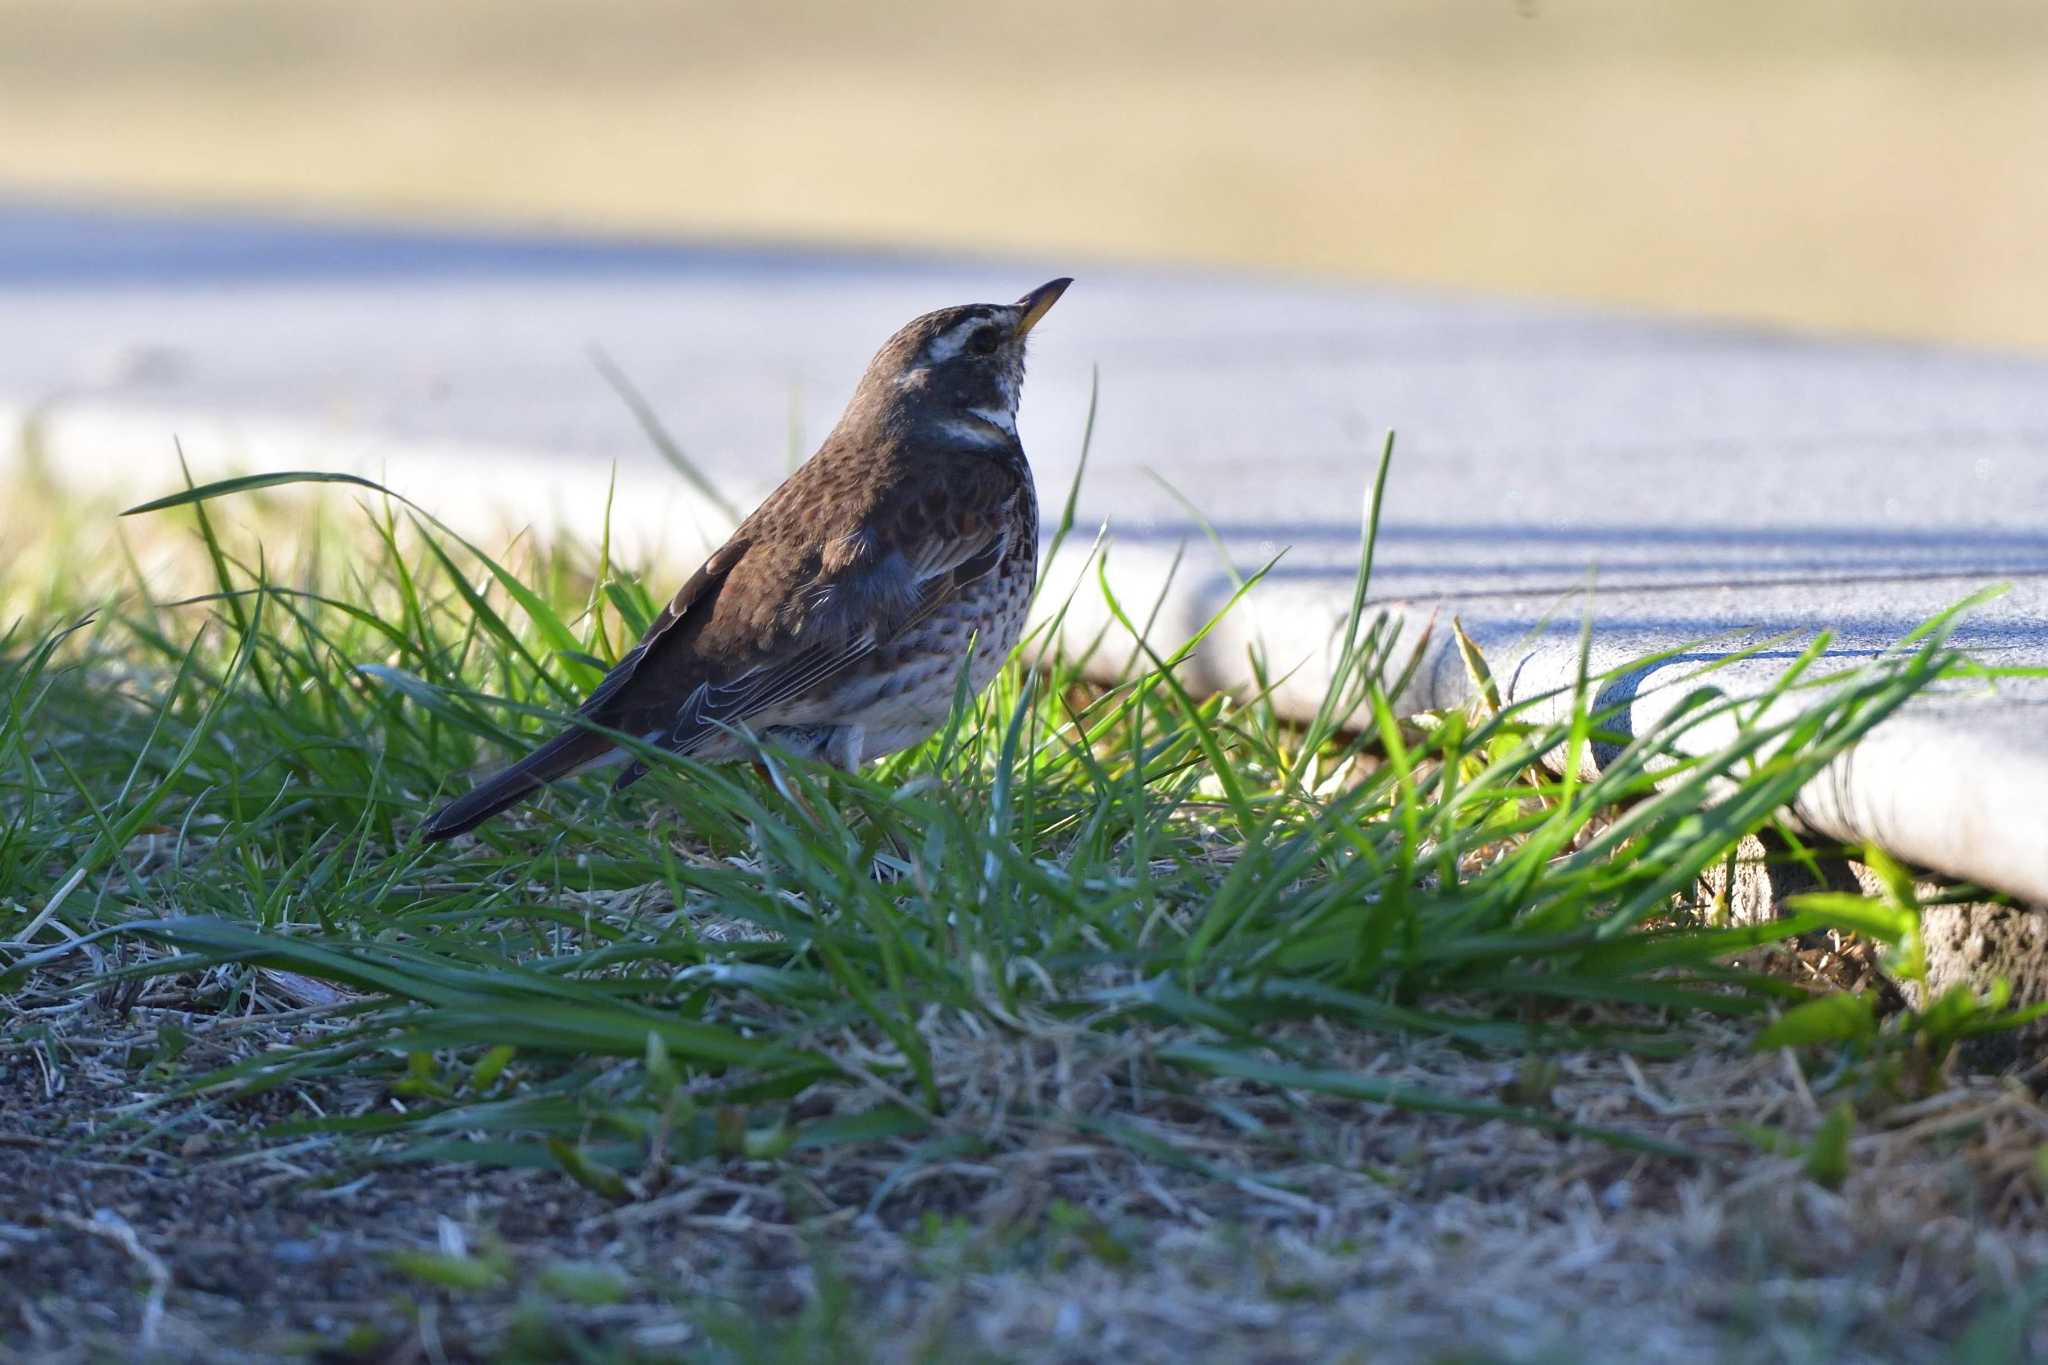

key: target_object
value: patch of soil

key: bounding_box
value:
[7,997,2048,1364]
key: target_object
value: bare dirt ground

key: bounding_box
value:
[8,959,2048,1364]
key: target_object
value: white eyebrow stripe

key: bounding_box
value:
[922,309,1013,365]
[924,324,972,363]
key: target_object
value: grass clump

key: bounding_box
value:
[0,447,1975,1155]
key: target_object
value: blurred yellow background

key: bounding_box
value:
[3,0,2045,349]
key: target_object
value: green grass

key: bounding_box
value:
[0,434,2012,1200]
[10,430,2048,1359]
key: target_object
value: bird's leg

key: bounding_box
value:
[752,726,902,875]
[825,726,910,877]
[753,753,821,830]
[823,725,866,774]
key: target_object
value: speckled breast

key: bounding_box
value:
[815,483,1038,759]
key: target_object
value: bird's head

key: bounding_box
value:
[850,278,1071,448]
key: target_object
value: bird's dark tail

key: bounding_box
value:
[419,727,615,841]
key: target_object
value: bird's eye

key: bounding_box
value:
[966,326,1002,357]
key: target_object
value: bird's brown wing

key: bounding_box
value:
[576,542,743,719]
[651,531,1007,756]
[593,452,1023,760]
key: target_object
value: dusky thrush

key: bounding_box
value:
[421,277,1071,840]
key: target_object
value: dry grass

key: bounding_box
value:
[1,0,2046,350]
[10,966,2048,1363]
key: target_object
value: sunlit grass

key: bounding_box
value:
[0,430,2012,1209]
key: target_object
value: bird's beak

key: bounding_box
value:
[1012,277,1073,338]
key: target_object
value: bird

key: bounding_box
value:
[420,277,1071,841]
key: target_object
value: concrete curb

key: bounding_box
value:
[1041,535,2048,904]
